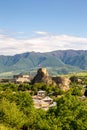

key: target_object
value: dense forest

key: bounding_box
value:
[0,75,87,130]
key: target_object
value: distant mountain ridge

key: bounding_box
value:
[50,50,87,69]
[0,50,87,78]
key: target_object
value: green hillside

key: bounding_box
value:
[0,50,87,78]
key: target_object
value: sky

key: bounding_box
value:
[0,0,87,55]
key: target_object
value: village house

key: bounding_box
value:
[13,74,30,83]
[32,90,56,110]
[37,90,46,97]
[42,96,53,104]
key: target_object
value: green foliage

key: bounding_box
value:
[0,83,18,91]
[13,92,34,115]
[70,83,83,96]
[18,83,31,91]
[53,87,64,96]
[0,98,27,129]
[2,91,34,115]
[70,76,78,83]
[48,93,87,130]
[0,82,87,130]
[31,83,64,96]
[0,124,15,130]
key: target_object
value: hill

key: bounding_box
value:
[50,50,87,69]
[0,50,87,78]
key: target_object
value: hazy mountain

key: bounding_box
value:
[50,50,87,69]
[0,50,87,78]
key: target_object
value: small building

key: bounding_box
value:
[37,90,46,97]
[13,74,30,83]
[42,96,53,104]
[33,90,56,110]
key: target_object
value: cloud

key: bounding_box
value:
[0,31,87,55]
[0,28,25,38]
[34,31,48,35]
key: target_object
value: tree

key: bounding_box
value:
[70,83,83,96]
[53,93,87,129]
[0,98,27,129]
[0,124,15,130]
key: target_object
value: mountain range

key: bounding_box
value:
[0,50,87,78]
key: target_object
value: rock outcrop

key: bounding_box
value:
[32,68,70,91]
[32,68,55,85]
[52,77,70,91]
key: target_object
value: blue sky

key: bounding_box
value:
[0,0,87,55]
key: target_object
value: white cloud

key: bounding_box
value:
[34,31,48,35]
[0,31,87,55]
